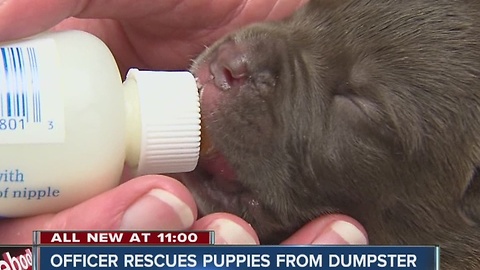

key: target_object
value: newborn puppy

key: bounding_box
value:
[181,0,480,268]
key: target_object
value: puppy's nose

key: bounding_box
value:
[210,41,249,91]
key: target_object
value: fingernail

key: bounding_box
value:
[120,189,194,230]
[207,219,258,245]
[312,220,367,245]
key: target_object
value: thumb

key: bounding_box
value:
[0,175,198,244]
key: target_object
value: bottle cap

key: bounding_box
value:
[126,69,201,174]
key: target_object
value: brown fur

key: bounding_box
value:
[182,1,480,268]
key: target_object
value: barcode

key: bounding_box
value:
[0,47,41,123]
[0,38,64,144]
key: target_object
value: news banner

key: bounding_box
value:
[2,231,439,270]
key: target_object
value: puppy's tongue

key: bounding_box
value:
[199,152,237,181]
[199,112,237,182]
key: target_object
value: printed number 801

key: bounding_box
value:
[0,118,25,130]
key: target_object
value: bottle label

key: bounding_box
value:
[0,168,60,200]
[0,38,65,144]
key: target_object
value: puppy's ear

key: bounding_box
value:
[459,167,480,225]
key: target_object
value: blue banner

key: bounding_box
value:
[37,245,438,270]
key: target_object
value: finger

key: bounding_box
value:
[191,213,259,245]
[0,0,239,42]
[281,214,368,245]
[0,0,85,41]
[0,175,197,244]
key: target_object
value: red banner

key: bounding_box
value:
[36,231,212,245]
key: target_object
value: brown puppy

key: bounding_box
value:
[181,0,480,268]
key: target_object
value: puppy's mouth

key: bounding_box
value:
[181,153,258,217]
[178,48,262,217]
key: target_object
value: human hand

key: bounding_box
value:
[0,0,308,75]
[0,175,367,245]
[0,0,368,245]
